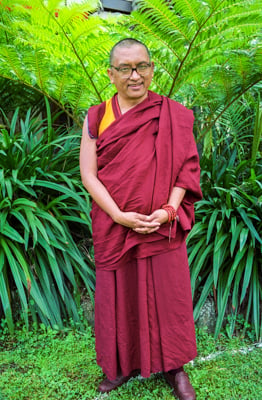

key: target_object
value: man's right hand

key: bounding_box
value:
[114,211,160,234]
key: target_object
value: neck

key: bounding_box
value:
[117,93,148,114]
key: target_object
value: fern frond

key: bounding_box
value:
[1,0,261,135]
[0,0,120,124]
[132,0,262,135]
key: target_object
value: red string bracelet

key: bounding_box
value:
[161,204,177,223]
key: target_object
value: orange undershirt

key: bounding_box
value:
[98,98,116,136]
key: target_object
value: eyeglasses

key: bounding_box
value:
[110,63,152,78]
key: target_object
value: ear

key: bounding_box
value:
[107,68,114,84]
[151,61,155,77]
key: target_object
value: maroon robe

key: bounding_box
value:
[87,91,202,380]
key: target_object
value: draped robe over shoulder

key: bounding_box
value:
[87,91,202,271]
[86,91,202,380]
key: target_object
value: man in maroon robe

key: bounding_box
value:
[80,38,202,400]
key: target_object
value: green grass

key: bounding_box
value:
[0,323,261,400]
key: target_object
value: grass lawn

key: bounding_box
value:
[0,323,261,400]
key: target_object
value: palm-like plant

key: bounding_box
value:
[187,99,262,339]
[0,101,95,333]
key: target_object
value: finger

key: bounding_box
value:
[146,226,160,233]
[134,223,160,231]
[136,213,157,222]
[144,220,161,227]
[133,227,149,234]
[133,226,159,234]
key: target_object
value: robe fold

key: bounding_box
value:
[86,91,202,380]
[88,91,202,271]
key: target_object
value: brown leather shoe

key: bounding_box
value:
[98,369,140,393]
[164,370,196,400]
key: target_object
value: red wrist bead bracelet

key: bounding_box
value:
[161,204,177,223]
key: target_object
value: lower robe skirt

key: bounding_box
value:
[94,242,197,381]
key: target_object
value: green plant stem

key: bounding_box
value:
[41,2,103,104]
[168,0,225,98]
[198,77,262,143]
[0,74,81,127]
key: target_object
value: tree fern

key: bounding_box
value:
[0,0,119,125]
[133,0,262,140]
[1,0,261,133]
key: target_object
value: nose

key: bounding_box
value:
[129,68,140,79]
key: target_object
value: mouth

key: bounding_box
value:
[128,82,143,89]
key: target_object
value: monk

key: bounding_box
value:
[80,38,202,400]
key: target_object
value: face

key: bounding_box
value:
[108,44,154,105]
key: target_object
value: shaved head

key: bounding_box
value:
[110,38,151,64]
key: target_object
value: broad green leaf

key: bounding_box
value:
[206,209,219,244]
[35,209,67,240]
[10,209,30,233]
[240,246,254,304]
[188,236,206,266]
[239,228,249,251]
[0,250,5,274]
[16,180,37,197]
[2,221,25,243]
[193,273,213,321]
[213,233,229,285]
[5,178,13,200]
[7,239,31,286]
[36,234,56,256]
[0,209,8,232]
[47,251,65,301]
[230,247,248,275]
[24,180,87,209]
[231,262,245,311]
[251,264,261,340]
[187,221,207,241]
[190,243,213,292]
[32,215,50,244]
[1,239,29,321]
[230,221,244,257]
[13,198,37,208]
[0,268,14,333]
[24,208,38,247]
[57,253,77,289]
[238,206,262,244]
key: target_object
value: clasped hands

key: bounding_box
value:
[116,209,169,235]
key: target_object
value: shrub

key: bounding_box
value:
[0,100,95,333]
[187,100,262,339]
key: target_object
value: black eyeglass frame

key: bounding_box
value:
[110,63,152,77]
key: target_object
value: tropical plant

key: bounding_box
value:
[187,98,262,340]
[0,0,262,135]
[0,77,45,120]
[132,0,262,145]
[0,0,124,126]
[131,0,262,338]
[0,0,261,336]
[0,101,95,333]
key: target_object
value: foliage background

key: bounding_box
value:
[0,0,261,337]
[0,101,95,333]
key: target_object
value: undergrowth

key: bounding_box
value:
[0,321,261,400]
